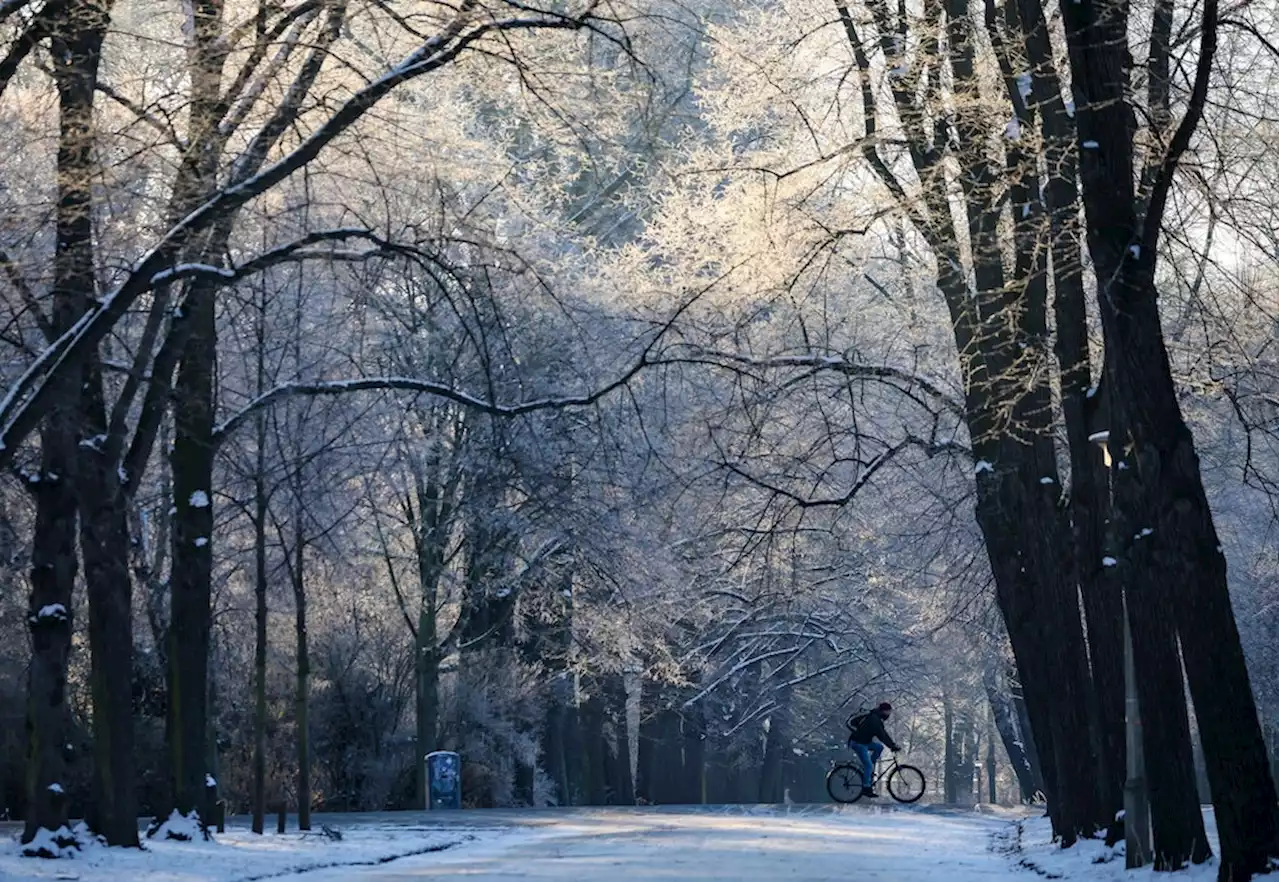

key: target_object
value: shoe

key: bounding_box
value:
[861,787,878,798]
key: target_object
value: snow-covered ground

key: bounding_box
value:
[2,804,1270,882]
[1008,808,1270,882]
[0,820,509,882]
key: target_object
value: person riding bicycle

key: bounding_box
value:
[847,702,899,797]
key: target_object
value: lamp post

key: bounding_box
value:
[1089,429,1150,867]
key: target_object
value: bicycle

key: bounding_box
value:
[826,751,926,804]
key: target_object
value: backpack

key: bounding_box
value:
[846,711,869,733]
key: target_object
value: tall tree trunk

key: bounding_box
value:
[604,674,633,805]
[167,277,217,831]
[635,680,658,804]
[758,681,790,803]
[944,694,957,804]
[987,709,999,804]
[22,0,115,845]
[251,434,268,835]
[413,587,439,809]
[1059,0,1277,871]
[681,705,705,805]
[837,0,1097,840]
[579,683,606,805]
[292,515,310,831]
[78,368,139,846]
[997,0,1126,835]
[542,676,571,805]
[23,439,77,847]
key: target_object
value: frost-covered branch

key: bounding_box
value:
[0,2,618,466]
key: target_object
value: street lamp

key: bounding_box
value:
[1090,428,1150,868]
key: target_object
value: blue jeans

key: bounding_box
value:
[851,741,883,788]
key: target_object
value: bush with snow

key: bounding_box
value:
[150,809,206,842]
[20,825,80,858]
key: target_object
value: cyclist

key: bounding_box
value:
[847,701,900,797]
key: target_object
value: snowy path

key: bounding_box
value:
[303,806,1028,881]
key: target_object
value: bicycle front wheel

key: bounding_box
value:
[826,762,865,803]
[887,763,926,803]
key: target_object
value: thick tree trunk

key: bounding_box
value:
[78,370,139,846]
[22,0,119,845]
[167,279,217,831]
[23,436,78,846]
[1005,0,1127,837]
[1059,0,1277,871]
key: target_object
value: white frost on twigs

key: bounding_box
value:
[974,460,994,474]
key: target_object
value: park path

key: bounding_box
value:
[305,804,1030,882]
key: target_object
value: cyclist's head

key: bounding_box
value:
[877,701,892,718]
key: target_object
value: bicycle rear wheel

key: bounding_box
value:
[826,762,865,803]
[887,763,926,803]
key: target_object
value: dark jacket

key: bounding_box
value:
[850,711,899,751]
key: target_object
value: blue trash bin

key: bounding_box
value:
[426,751,461,810]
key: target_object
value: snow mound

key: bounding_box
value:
[19,825,80,858]
[152,808,205,841]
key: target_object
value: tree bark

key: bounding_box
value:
[23,439,77,846]
[291,512,310,831]
[1059,0,1278,872]
[1000,0,1127,835]
[985,672,1039,802]
[78,365,139,846]
[167,277,217,832]
[944,694,957,803]
[251,431,268,835]
[987,709,999,804]
[23,0,115,845]
[838,0,1098,840]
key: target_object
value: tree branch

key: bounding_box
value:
[1141,0,1219,255]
